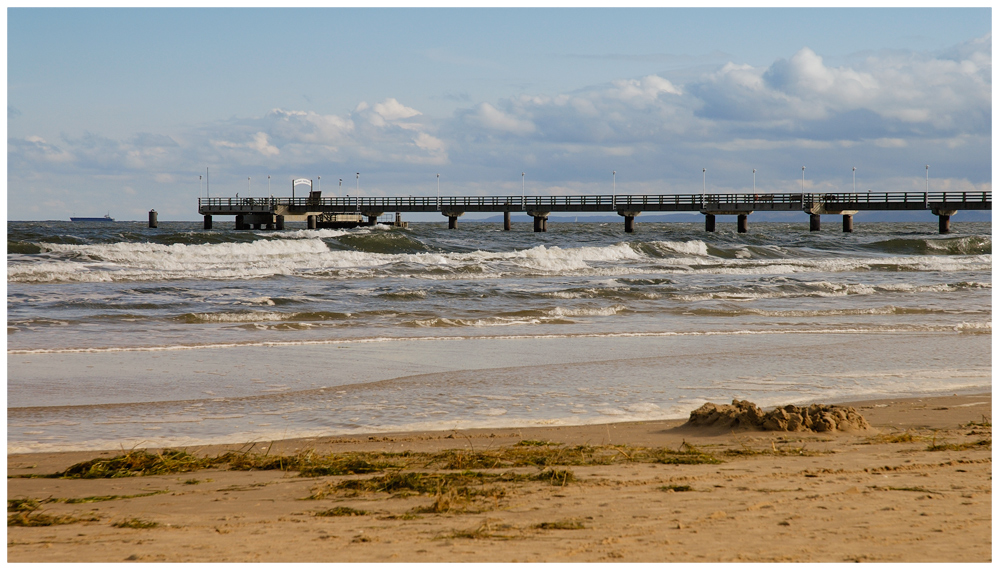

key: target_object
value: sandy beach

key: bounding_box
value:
[6,392,991,563]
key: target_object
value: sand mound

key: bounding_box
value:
[686,400,871,432]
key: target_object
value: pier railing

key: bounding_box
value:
[198,191,990,212]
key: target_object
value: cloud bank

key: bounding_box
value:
[8,34,990,219]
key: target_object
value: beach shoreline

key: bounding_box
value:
[7,391,991,562]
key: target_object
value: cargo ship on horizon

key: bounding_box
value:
[70,214,115,222]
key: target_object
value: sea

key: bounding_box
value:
[7,219,992,453]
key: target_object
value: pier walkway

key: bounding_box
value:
[197,191,990,234]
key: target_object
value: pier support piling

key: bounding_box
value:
[307,215,316,229]
[843,214,853,233]
[275,215,284,230]
[527,211,549,232]
[705,214,716,232]
[624,215,635,233]
[809,214,821,232]
[148,210,158,228]
[533,216,548,232]
[442,211,463,230]
[367,215,378,226]
[235,215,245,230]
[203,214,212,230]
[938,214,951,234]
[932,208,957,234]
[503,211,511,231]
[737,214,748,234]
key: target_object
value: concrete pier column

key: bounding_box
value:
[448,215,458,230]
[737,214,748,234]
[938,214,951,234]
[266,221,274,230]
[842,214,853,233]
[624,215,635,233]
[148,209,158,228]
[809,213,821,232]
[368,215,378,226]
[932,208,957,234]
[503,211,511,231]
[235,214,245,230]
[203,214,212,230]
[533,216,546,232]
[307,215,316,229]
[253,223,261,230]
[275,215,285,230]
[705,214,716,232]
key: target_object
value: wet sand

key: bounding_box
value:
[7,392,992,562]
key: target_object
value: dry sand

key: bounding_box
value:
[7,393,991,563]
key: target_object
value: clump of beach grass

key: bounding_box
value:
[425,443,720,471]
[926,439,991,452]
[23,448,408,480]
[439,519,518,540]
[310,469,571,514]
[112,518,159,529]
[313,506,367,517]
[724,440,823,457]
[867,431,922,444]
[18,443,721,481]
[534,519,585,530]
[7,498,98,527]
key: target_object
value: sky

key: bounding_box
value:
[6,7,993,221]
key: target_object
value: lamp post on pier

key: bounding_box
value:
[613,170,616,194]
[522,172,525,204]
[702,168,706,204]
[753,169,756,194]
[852,167,856,194]
[801,166,806,207]
[437,173,441,210]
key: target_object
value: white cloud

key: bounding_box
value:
[249,132,280,156]
[372,98,422,121]
[466,102,537,134]
[269,109,354,144]
[604,75,682,104]
[691,35,990,136]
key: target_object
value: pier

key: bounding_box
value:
[198,191,990,234]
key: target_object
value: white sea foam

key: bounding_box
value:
[9,239,656,282]
[648,240,711,257]
[8,233,991,284]
[258,229,349,239]
[544,305,628,318]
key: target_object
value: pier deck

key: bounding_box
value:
[197,191,990,234]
